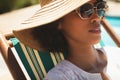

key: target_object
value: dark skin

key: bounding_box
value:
[67,49,109,80]
[67,49,107,73]
[58,0,110,79]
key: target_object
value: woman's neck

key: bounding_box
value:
[68,44,97,57]
[66,44,101,73]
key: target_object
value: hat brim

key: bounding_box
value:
[13,0,89,50]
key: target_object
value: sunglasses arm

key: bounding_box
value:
[101,18,120,47]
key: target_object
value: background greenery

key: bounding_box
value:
[0,0,39,14]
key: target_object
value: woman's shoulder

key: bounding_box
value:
[48,60,77,74]
[44,60,103,80]
[43,60,75,80]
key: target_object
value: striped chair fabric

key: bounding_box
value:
[10,38,104,80]
[10,38,67,80]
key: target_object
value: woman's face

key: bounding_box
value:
[59,0,103,46]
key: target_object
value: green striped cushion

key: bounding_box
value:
[10,38,104,80]
[10,38,67,80]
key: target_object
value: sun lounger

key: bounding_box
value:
[0,4,120,80]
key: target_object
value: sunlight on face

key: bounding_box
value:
[59,0,102,46]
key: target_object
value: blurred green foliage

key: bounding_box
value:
[0,0,39,14]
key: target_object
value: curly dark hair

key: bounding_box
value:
[32,19,68,53]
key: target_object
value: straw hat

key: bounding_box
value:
[13,0,89,50]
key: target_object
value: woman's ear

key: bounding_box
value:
[57,18,63,30]
[58,18,64,30]
[58,23,62,30]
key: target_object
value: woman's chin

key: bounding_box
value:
[89,38,101,45]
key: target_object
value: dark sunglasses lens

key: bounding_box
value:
[96,2,107,17]
[96,2,107,10]
[80,3,93,18]
[97,9,105,17]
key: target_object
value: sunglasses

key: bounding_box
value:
[76,1,108,19]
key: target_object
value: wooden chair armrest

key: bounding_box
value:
[0,33,10,60]
[101,18,120,47]
[0,32,26,80]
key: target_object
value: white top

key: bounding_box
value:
[43,60,103,80]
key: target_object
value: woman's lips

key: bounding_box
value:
[89,27,101,34]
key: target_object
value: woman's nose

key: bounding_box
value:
[90,13,101,23]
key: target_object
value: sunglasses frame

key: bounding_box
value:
[76,1,108,20]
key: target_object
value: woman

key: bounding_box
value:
[13,0,110,79]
